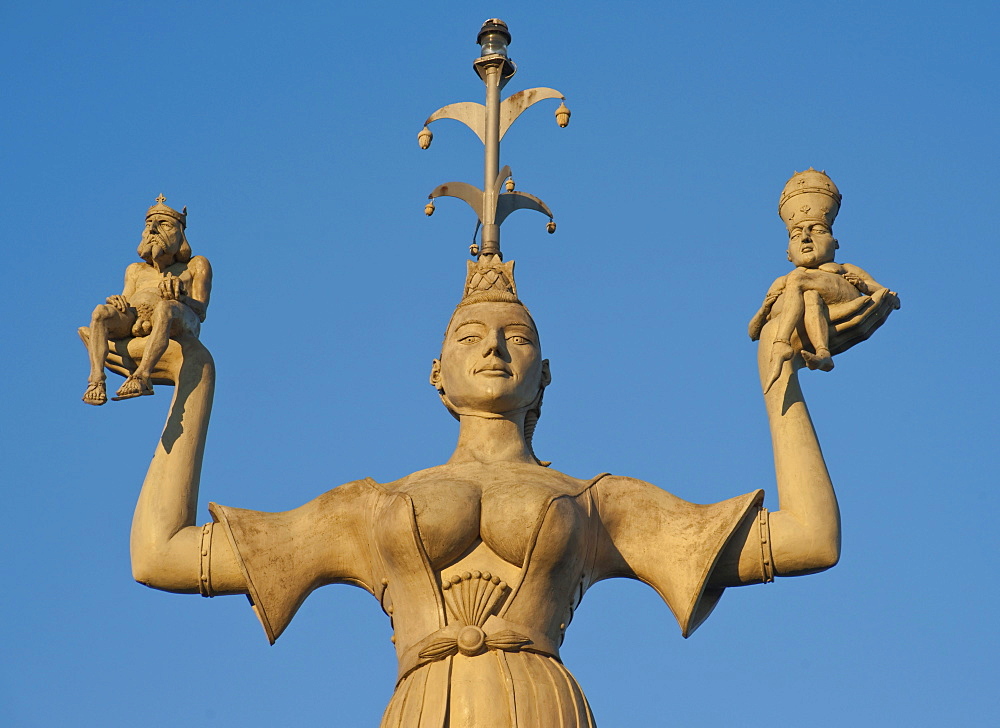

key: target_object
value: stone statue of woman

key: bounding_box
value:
[95,21,900,726]
[114,226,894,725]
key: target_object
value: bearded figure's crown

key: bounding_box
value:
[778,169,841,228]
[146,194,188,228]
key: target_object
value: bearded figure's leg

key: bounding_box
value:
[800,289,834,371]
[84,303,134,405]
[115,300,188,400]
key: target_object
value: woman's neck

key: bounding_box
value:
[447,412,536,465]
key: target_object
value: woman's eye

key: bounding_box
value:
[508,335,530,345]
[459,335,481,344]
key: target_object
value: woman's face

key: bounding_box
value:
[434,301,547,415]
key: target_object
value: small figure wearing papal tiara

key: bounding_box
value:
[80,195,212,405]
[749,169,899,393]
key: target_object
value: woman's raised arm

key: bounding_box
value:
[123,336,245,594]
[712,315,843,587]
[755,319,842,577]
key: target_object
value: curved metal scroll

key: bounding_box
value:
[423,87,566,143]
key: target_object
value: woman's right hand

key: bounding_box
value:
[102,335,207,385]
[829,287,900,356]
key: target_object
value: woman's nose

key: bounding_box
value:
[482,329,505,357]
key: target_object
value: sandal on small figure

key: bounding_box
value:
[82,381,108,406]
[113,375,154,401]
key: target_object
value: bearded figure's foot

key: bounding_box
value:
[802,349,835,372]
[82,381,107,406]
[113,375,154,400]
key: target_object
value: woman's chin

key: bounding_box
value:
[453,393,532,417]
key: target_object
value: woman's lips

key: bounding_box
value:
[475,366,511,376]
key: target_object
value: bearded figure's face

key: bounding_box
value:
[138,213,183,263]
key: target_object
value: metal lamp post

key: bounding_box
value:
[419,19,571,260]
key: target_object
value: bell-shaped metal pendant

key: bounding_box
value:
[418,126,433,149]
[554,102,571,128]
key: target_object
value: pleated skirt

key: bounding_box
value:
[380,650,596,727]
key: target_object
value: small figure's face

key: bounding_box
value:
[787,219,838,268]
[139,214,183,262]
[432,302,549,416]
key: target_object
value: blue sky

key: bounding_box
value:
[3,1,998,725]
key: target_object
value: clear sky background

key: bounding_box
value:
[3,2,998,726]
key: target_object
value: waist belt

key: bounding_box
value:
[396,614,561,683]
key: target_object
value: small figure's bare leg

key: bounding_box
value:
[84,303,133,404]
[113,375,154,400]
[764,274,807,394]
[82,381,107,406]
[772,282,805,347]
[131,300,184,385]
[801,290,834,371]
[800,349,834,371]
[87,305,116,384]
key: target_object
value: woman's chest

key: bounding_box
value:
[389,479,584,570]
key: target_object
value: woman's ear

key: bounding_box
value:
[429,359,443,391]
[541,359,552,388]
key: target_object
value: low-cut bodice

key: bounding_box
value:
[389,463,590,570]
[209,469,763,727]
[368,465,599,679]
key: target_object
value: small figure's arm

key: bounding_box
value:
[153,256,212,322]
[840,262,894,298]
[181,255,212,322]
[748,275,786,341]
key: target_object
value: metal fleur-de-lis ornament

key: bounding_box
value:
[419,19,570,260]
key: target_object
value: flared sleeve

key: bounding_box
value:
[208,477,381,644]
[592,475,764,637]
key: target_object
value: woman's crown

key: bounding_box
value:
[462,255,518,303]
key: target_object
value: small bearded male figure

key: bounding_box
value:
[81,195,212,405]
[749,169,899,393]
